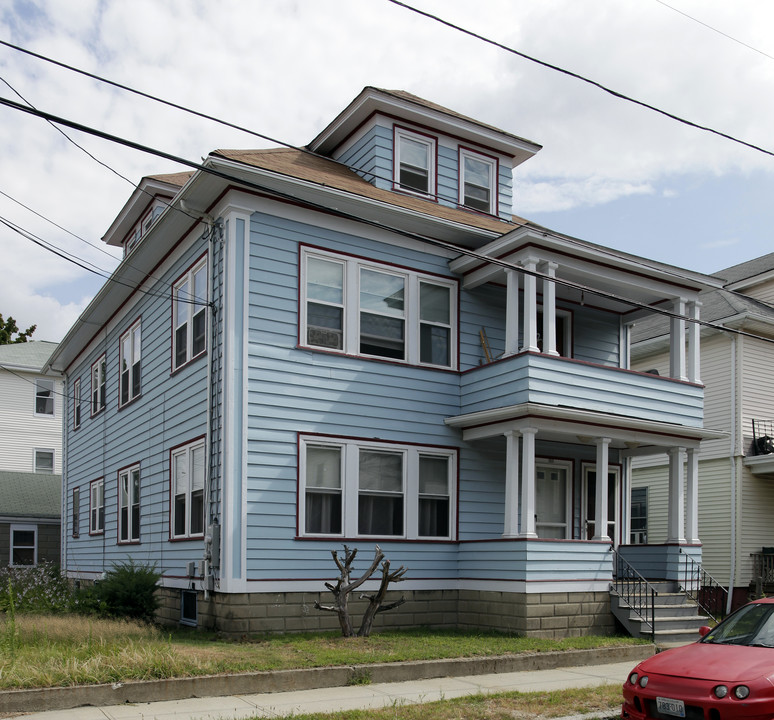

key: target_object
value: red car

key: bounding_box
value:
[622,597,774,719]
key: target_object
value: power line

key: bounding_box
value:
[653,0,774,62]
[385,0,774,160]
[2,91,773,348]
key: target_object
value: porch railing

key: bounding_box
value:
[612,550,657,642]
[679,549,728,623]
[751,551,774,596]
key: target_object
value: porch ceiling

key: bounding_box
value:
[445,402,726,454]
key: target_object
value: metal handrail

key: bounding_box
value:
[612,550,658,642]
[679,550,728,623]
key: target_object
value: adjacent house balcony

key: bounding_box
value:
[460,352,704,428]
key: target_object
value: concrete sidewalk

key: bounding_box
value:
[14,660,634,720]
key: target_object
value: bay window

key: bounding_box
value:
[301,247,457,368]
[299,435,456,540]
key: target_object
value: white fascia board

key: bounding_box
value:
[726,269,774,293]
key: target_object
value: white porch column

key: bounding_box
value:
[503,430,520,537]
[670,297,687,381]
[687,300,701,384]
[593,437,612,541]
[521,257,539,353]
[540,260,559,356]
[504,269,520,357]
[686,447,700,544]
[667,447,686,544]
[519,427,538,538]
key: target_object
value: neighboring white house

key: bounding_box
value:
[631,253,774,610]
[0,340,62,567]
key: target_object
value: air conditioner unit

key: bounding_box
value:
[755,436,774,455]
[308,327,342,349]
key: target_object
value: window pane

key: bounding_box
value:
[360,270,404,316]
[419,456,449,495]
[174,452,188,495]
[358,495,403,535]
[175,325,188,367]
[35,451,54,473]
[35,380,54,415]
[175,279,189,326]
[400,136,429,172]
[191,446,205,492]
[360,312,405,358]
[420,324,450,366]
[419,497,449,537]
[307,304,343,349]
[463,156,492,212]
[536,469,566,523]
[174,495,186,536]
[190,490,204,535]
[305,491,342,534]
[306,446,341,489]
[307,258,343,304]
[359,450,402,492]
[420,283,450,324]
[193,265,207,305]
[192,309,206,356]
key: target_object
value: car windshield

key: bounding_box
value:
[702,603,774,646]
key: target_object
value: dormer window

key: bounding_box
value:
[394,127,436,196]
[460,148,497,214]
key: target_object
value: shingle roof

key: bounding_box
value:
[212,147,528,235]
[0,340,58,370]
[0,472,61,519]
[146,171,194,188]
[713,252,774,285]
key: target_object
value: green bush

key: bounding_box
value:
[81,560,161,623]
[0,562,74,614]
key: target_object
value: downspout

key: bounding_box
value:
[727,334,737,614]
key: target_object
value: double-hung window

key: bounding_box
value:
[173,258,208,370]
[301,248,456,368]
[394,127,436,196]
[34,449,54,473]
[460,148,497,215]
[72,487,80,538]
[90,478,105,535]
[35,379,54,416]
[299,436,456,540]
[118,465,140,543]
[170,439,205,539]
[73,378,81,429]
[119,320,142,406]
[10,525,36,566]
[91,355,106,416]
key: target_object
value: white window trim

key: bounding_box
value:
[118,465,141,544]
[394,126,437,197]
[172,257,208,371]
[459,147,497,215]
[119,320,142,407]
[10,523,37,567]
[299,435,457,541]
[34,378,55,417]
[300,247,457,369]
[535,459,572,539]
[91,354,106,417]
[170,438,206,539]
[33,448,55,474]
[90,478,105,535]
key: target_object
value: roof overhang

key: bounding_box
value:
[445,402,726,453]
[744,455,774,477]
[309,87,542,166]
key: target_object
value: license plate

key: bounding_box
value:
[656,697,686,718]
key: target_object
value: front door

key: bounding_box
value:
[582,465,620,544]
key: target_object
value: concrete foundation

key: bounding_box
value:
[156,587,615,639]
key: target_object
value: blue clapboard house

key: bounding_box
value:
[46,88,724,636]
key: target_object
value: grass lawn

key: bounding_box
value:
[0,613,644,691]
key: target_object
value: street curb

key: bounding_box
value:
[0,643,655,714]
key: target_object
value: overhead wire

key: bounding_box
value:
[2,92,774,348]
[385,0,774,160]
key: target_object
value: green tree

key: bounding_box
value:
[0,314,36,344]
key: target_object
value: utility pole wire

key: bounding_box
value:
[386,0,774,159]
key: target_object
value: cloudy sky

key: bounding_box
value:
[2,0,774,342]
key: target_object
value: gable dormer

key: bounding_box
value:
[101,172,193,257]
[307,87,541,223]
